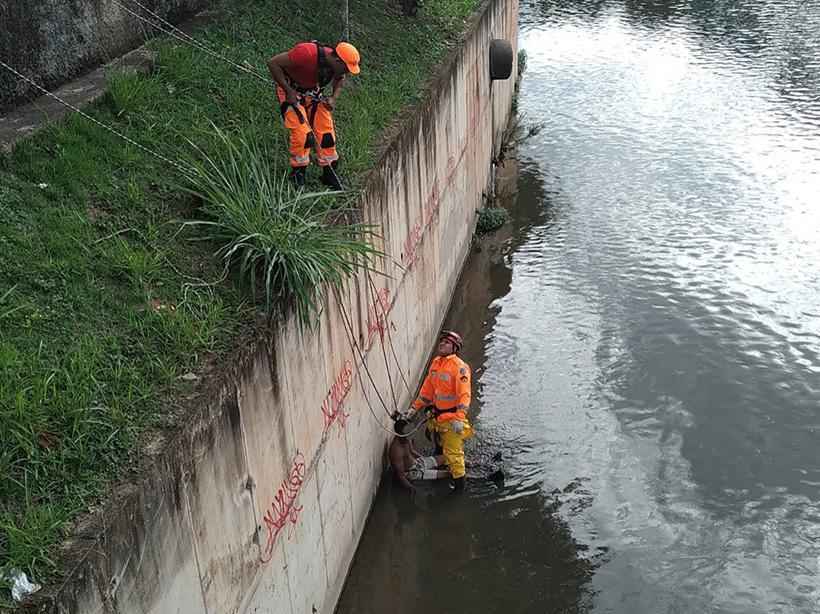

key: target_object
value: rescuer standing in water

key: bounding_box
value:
[409,330,473,491]
[267,40,361,190]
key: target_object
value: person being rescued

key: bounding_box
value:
[267,40,361,190]
[407,330,474,492]
[389,419,450,493]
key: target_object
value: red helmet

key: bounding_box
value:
[439,330,463,352]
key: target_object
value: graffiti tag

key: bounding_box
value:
[402,180,441,269]
[321,360,353,434]
[259,452,306,563]
[366,287,392,346]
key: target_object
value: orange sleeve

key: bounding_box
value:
[412,367,435,410]
[456,363,471,412]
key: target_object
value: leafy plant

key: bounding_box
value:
[181,125,381,327]
[476,206,509,235]
[517,49,527,76]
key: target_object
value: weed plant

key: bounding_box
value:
[181,125,380,327]
[0,0,479,597]
[476,206,510,234]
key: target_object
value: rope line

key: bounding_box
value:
[112,0,270,84]
[333,287,427,438]
[0,60,193,178]
[366,277,400,416]
[365,268,411,394]
[333,287,392,417]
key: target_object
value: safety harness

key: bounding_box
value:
[280,41,336,126]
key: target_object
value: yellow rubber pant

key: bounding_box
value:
[276,87,338,168]
[437,420,473,479]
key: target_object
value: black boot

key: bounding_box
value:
[290,166,306,188]
[450,476,465,493]
[320,163,343,191]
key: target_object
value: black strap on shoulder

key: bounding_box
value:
[312,40,335,89]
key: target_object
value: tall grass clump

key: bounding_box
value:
[182,126,380,327]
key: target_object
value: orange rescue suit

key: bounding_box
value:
[412,354,472,479]
[412,354,471,418]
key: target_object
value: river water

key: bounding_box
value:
[336,1,820,612]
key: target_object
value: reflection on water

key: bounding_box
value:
[338,1,820,612]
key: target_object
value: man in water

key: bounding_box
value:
[389,419,450,492]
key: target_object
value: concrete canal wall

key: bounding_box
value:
[30,0,518,611]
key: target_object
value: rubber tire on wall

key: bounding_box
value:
[489,39,513,80]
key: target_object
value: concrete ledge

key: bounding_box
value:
[0,47,155,153]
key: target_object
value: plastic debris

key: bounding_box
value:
[5,568,41,602]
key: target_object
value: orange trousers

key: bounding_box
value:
[276,87,338,168]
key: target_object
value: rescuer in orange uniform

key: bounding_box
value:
[267,41,361,190]
[409,330,473,491]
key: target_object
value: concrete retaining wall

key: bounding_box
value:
[29,0,518,611]
[0,0,209,111]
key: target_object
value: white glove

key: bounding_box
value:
[450,420,464,434]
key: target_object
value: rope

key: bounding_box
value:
[365,268,411,393]
[365,277,400,416]
[112,0,270,85]
[332,287,427,438]
[0,60,193,179]
[333,287,392,417]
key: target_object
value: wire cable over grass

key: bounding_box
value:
[180,124,381,327]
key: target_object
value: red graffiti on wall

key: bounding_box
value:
[423,181,442,226]
[259,452,306,563]
[401,180,441,269]
[366,287,392,346]
[322,360,353,434]
[402,220,424,268]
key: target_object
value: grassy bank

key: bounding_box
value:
[0,0,478,600]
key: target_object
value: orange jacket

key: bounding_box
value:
[412,354,471,421]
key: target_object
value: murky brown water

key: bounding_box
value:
[337,1,820,612]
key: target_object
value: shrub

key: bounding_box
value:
[182,125,381,327]
[476,206,509,235]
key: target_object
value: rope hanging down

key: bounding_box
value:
[367,278,400,416]
[3,5,428,438]
[365,268,411,394]
[333,287,426,438]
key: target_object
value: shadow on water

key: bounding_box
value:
[336,477,598,614]
[335,160,599,613]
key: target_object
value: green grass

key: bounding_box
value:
[0,0,480,601]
